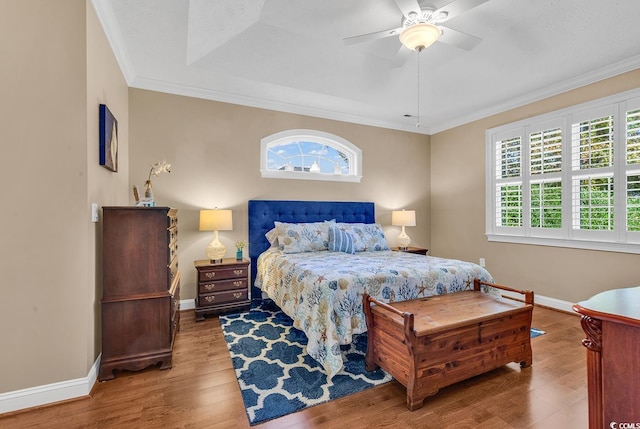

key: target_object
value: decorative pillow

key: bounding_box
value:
[328,225,355,254]
[265,227,279,248]
[274,221,331,253]
[332,222,390,252]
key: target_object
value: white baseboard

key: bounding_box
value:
[0,355,100,415]
[533,294,575,313]
[500,290,575,313]
[0,301,198,416]
[180,298,195,310]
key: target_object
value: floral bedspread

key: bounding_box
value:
[255,248,494,378]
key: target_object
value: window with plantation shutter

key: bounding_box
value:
[486,88,640,254]
[530,126,563,230]
[495,136,523,229]
[627,108,640,233]
[531,181,562,228]
[570,111,615,236]
[628,174,640,231]
[531,128,562,175]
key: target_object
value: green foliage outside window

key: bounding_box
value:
[579,177,614,230]
[499,184,522,227]
[628,174,640,231]
[531,182,562,228]
[579,116,614,169]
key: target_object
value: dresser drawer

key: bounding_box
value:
[198,265,248,282]
[167,226,178,262]
[199,277,247,294]
[199,289,249,306]
[171,283,180,315]
[169,257,179,283]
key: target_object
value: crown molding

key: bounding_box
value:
[430,54,640,134]
[90,0,136,84]
[129,76,432,135]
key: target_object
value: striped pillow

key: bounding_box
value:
[328,225,355,254]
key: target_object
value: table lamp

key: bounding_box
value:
[199,209,233,263]
[392,209,416,250]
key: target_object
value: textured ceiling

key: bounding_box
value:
[93,0,640,134]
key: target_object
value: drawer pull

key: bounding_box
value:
[205,272,216,279]
[205,284,216,291]
[233,292,243,299]
[204,295,216,303]
[233,269,244,275]
[233,281,242,287]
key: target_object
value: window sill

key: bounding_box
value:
[486,234,640,255]
[260,170,362,183]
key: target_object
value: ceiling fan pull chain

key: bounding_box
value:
[416,49,421,128]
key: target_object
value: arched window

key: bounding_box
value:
[260,129,362,182]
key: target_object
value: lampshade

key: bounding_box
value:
[392,209,416,250]
[199,209,233,262]
[392,210,416,227]
[399,23,441,52]
[199,209,233,231]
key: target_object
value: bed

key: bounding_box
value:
[248,200,494,378]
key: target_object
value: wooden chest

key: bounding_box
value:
[363,279,534,410]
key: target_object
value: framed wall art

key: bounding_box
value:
[99,104,118,172]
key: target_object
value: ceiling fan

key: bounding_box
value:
[344,0,488,52]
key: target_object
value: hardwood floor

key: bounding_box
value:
[1,305,588,428]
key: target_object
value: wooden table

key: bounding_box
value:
[363,279,534,410]
[573,287,640,429]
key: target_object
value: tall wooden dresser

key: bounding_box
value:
[99,206,180,381]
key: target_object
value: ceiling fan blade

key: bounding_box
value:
[438,25,481,50]
[393,0,421,19]
[343,26,403,46]
[435,0,489,23]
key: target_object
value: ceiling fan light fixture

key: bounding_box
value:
[399,23,441,52]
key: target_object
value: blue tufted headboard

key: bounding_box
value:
[247,200,375,300]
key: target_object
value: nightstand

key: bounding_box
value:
[391,246,429,255]
[194,258,251,321]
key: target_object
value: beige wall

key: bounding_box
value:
[86,2,129,371]
[0,0,127,394]
[129,89,430,300]
[431,69,640,304]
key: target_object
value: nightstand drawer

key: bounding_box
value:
[194,258,251,321]
[199,277,247,294]
[198,265,248,282]
[199,289,248,306]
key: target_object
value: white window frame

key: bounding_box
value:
[486,88,640,254]
[260,129,362,183]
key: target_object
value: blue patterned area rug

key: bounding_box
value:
[219,300,392,426]
[530,328,545,338]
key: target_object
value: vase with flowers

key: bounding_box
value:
[137,160,171,207]
[235,240,246,261]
